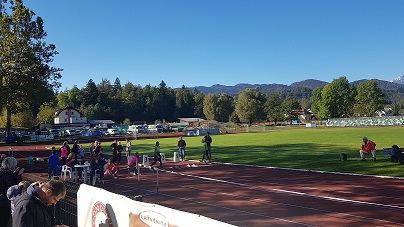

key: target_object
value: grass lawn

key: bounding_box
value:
[83,126,404,177]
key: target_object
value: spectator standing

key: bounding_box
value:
[89,142,95,158]
[0,157,23,227]
[359,137,376,161]
[13,180,67,227]
[6,180,30,215]
[60,142,69,165]
[48,148,61,180]
[150,141,163,169]
[117,142,123,164]
[201,138,211,164]
[177,136,187,161]
[77,145,85,159]
[71,140,79,158]
[94,141,103,156]
[64,140,71,154]
[125,138,132,162]
[203,132,213,162]
[110,140,118,164]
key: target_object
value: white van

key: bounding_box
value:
[65,129,76,136]
[107,128,120,136]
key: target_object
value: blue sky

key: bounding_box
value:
[24,0,404,91]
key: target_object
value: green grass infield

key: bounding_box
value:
[72,126,404,178]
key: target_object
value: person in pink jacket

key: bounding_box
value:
[128,152,140,175]
[60,142,69,165]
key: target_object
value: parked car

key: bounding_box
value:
[75,129,82,136]
[65,129,76,136]
[97,128,109,136]
[82,130,103,137]
[107,128,120,136]
[126,130,136,135]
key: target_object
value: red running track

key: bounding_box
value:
[99,162,404,226]
[5,146,404,226]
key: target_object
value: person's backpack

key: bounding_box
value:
[340,153,347,161]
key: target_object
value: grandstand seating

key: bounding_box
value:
[326,116,404,127]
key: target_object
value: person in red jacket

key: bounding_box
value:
[359,137,376,161]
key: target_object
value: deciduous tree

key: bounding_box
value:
[281,97,300,123]
[354,80,386,116]
[203,94,218,120]
[264,93,283,124]
[0,0,62,133]
[235,88,266,124]
[320,77,356,118]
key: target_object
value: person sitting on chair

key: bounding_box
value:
[391,145,404,163]
[89,155,106,185]
[359,137,376,161]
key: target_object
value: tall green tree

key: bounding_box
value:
[67,86,82,108]
[264,93,283,124]
[0,107,37,128]
[155,81,176,122]
[353,80,386,116]
[175,85,196,119]
[311,87,325,119]
[142,84,156,123]
[37,101,57,124]
[320,77,357,118]
[0,0,62,133]
[281,97,300,123]
[56,92,69,108]
[97,79,116,120]
[216,94,234,122]
[118,82,144,123]
[203,94,219,120]
[193,90,205,118]
[235,88,266,124]
[81,79,99,106]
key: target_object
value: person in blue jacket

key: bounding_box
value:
[48,147,61,180]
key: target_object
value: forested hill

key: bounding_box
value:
[190,79,404,95]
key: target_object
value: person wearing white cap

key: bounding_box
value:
[359,137,376,161]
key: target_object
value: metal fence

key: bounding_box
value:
[54,181,80,227]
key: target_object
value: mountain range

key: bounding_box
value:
[190,78,404,95]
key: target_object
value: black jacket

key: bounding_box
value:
[0,168,21,208]
[12,185,55,227]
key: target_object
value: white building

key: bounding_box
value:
[54,107,87,124]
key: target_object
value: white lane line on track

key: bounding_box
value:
[272,188,404,210]
[217,161,404,180]
[170,170,404,211]
[165,172,404,226]
[172,171,249,187]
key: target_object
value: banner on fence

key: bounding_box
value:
[77,184,235,227]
